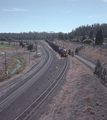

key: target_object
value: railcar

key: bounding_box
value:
[46,40,67,57]
[58,47,67,57]
[61,49,67,57]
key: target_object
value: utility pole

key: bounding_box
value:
[1,52,7,75]
[106,38,107,46]
[5,52,7,75]
[35,40,38,57]
[29,51,30,64]
[23,44,25,52]
[100,44,101,57]
[36,44,37,57]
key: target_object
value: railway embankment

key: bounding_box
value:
[55,40,107,69]
[0,44,41,98]
[39,56,107,120]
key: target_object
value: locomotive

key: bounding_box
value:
[46,40,67,57]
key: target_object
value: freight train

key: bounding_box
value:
[46,40,67,57]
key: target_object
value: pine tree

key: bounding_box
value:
[95,29,104,45]
[64,33,68,40]
[75,48,79,55]
[89,30,93,39]
[27,43,33,50]
[71,51,74,57]
[68,49,71,55]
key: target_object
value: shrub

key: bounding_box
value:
[94,59,107,86]
[75,48,79,54]
[75,46,84,55]
[1,42,4,45]
[19,41,23,46]
[27,43,33,50]
[71,51,74,57]
[22,43,25,48]
[68,49,71,55]
[0,55,26,82]
[0,37,7,41]
[96,59,101,68]
[83,39,93,44]
[72,39,81,42]
[19,41,25,47]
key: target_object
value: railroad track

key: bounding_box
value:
[0,42,68,120]
[14,57,68,120]
[0,44,46,93]
[0,42,53,113]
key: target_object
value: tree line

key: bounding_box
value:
[0,32,59,41]
[0,23,107,45]
[69,23,107,38]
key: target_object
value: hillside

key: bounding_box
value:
[55,40,107,68]
[39,56,107,120]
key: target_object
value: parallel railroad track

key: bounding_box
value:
[14,57,68,120]
[0,44,46,93]
[0,43,53,112]
[0,42,68,120]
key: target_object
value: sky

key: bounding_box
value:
[0,0,107,33]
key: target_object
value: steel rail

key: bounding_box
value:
[14,57,68,120]
[0,43,46,93]
[0,43,53,112]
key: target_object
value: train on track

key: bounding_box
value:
[46,40,67,57]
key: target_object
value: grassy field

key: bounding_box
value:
[0,45,14,49]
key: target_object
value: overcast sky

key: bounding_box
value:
[0,0,107,33]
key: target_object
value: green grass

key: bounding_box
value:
[0,45,14,49]
[0,54,26,82]
[7,55,26,74]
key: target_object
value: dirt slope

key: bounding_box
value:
[39,56,107,120]
[55,40,107,68]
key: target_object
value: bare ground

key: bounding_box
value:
[39,56,107,120]
[0,45,41,97]
[0,41,107,120]
[55,40,107,68]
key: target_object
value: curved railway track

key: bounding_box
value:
[0,41,68,120]
[14,57,68,120]
[0,43,46,93]
[0,43,53,112]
